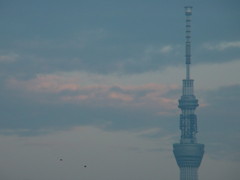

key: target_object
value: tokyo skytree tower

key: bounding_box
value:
[173,6,204,180]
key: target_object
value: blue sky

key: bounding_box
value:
[0,0,240,180]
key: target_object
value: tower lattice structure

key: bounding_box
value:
[173,6,204,180]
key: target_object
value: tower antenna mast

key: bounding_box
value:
[185,6,192,80]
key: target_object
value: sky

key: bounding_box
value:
[0,0,240,179]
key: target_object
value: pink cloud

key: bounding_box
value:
[6,75,108,93]
[199,103,209,108]
[6,75,179,114]
[120,83,177,92]
[108,92,133,102]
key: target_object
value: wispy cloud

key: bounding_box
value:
[160,45,173,54]
[108,92,133,101]
[145,45,174,55]
[203,41,240,51]
[0,53,19,63]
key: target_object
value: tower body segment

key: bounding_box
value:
[173,6,204,180]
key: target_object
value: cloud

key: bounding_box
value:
[4,74,238,161]
[145,45,174,55]
[108,92,133,101]
[203,41,240,51]
[16,28,107,50]
[0,71,180,135]
[6,74,83,93]
[0,0,239,77]
[0,53,19,63]
[6,73,178,108]
[160,45,173,54]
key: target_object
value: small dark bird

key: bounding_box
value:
[59,158,63,161]
[84,165,87,168]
